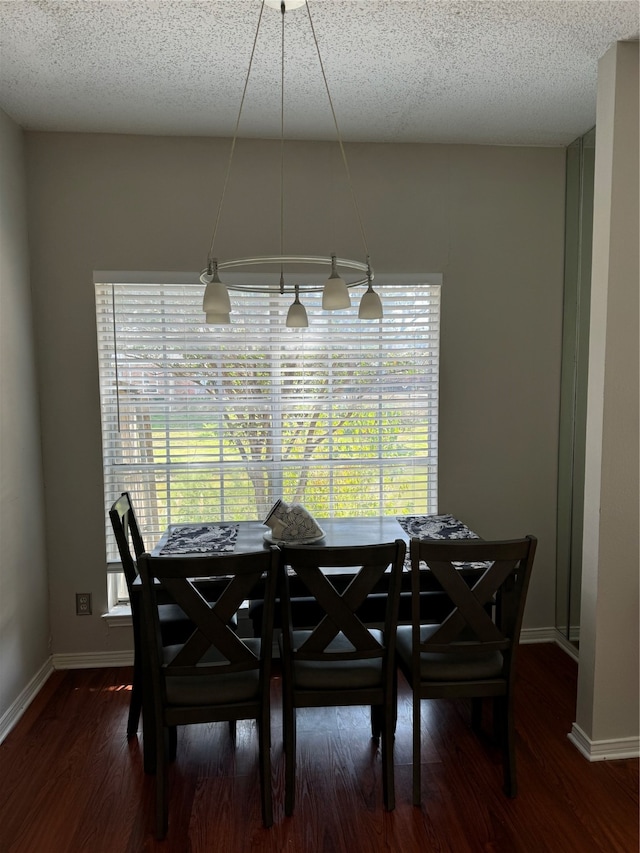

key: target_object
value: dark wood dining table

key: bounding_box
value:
[152,514,478,559]
[140,514,480,771]
[150,514,482,633]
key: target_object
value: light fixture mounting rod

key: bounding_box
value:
[264,0,306,9]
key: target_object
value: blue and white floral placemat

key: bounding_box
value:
[159,523,239,555]
[395,514,478,540]
[396,514,486,570]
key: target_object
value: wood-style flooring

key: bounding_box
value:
[0,643,637,852]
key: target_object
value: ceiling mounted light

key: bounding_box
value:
[200,0,382,326]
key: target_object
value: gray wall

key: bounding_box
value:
[22,133,566,657]
[0,109,49,725]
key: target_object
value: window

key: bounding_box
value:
[95,274,440,564]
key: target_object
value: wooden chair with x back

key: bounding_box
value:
[109,492,194,739]
[137,547,279,839]
[278,539,406,815]
[396,535,537,806]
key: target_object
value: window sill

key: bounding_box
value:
[102,604,133,628]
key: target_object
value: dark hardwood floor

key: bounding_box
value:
[0,643,637,852]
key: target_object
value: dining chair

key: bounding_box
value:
[278,539,406,815]
[396,535,537,806]
[109,492,194,738]
[137,547,279,839]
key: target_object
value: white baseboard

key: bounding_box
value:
[0,659,54,745]
[520,626,557,644]
[52,650,134,669]
[517,626,579,662]
[568,722,640,761]
[550,628,580,662]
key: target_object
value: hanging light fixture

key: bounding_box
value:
[202,259,232,319]
[358,269,384,320]
[286,285,309,327]
[200,0,382,327]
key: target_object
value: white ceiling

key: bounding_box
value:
[0,1,638,146]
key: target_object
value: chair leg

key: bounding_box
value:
[392,667,398,735]
[258,712,273,828]
[140,631,157,774]
[228,719,237,742]
[128,622,144,738]
[371,704,382,740]
[284,706,296,816]
[143,706,157,774]
[168,725,177,762]
[155,725,169,840]
[381,704,395,811]
[127,655,143,738]
[372,669,398,740]
[412,691,421,807]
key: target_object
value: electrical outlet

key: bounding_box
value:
[76,593,92,615]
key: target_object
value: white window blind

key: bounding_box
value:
[95,278,440,561]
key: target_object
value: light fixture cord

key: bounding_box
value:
[207,1,266,263]
[280,2,286,282]
[305,0,370,259]
[112,283,122,433]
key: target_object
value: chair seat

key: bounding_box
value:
[163,638,261,706]
[284,629,384,690]
[396,624,504,681]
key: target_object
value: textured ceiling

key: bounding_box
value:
[0,1,638,146]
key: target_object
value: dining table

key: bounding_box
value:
[151,513,483,634]
[139,513,481,771]
[152,513,479,558]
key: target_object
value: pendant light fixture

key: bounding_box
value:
[200,0,382,327]
[286,285,309,327]
[358,271,384,320]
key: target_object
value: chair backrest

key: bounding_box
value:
[409,536,537,667]
[109,491,146,590]
[137,548,279,696]
[280,540,406,664]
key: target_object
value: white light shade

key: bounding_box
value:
[322,272,351,309]
[203,274,231,314]
[286,298,308,328]
[358,286,383,319]
[205,311,231,325]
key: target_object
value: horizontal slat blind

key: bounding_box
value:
[96,280,440,561]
